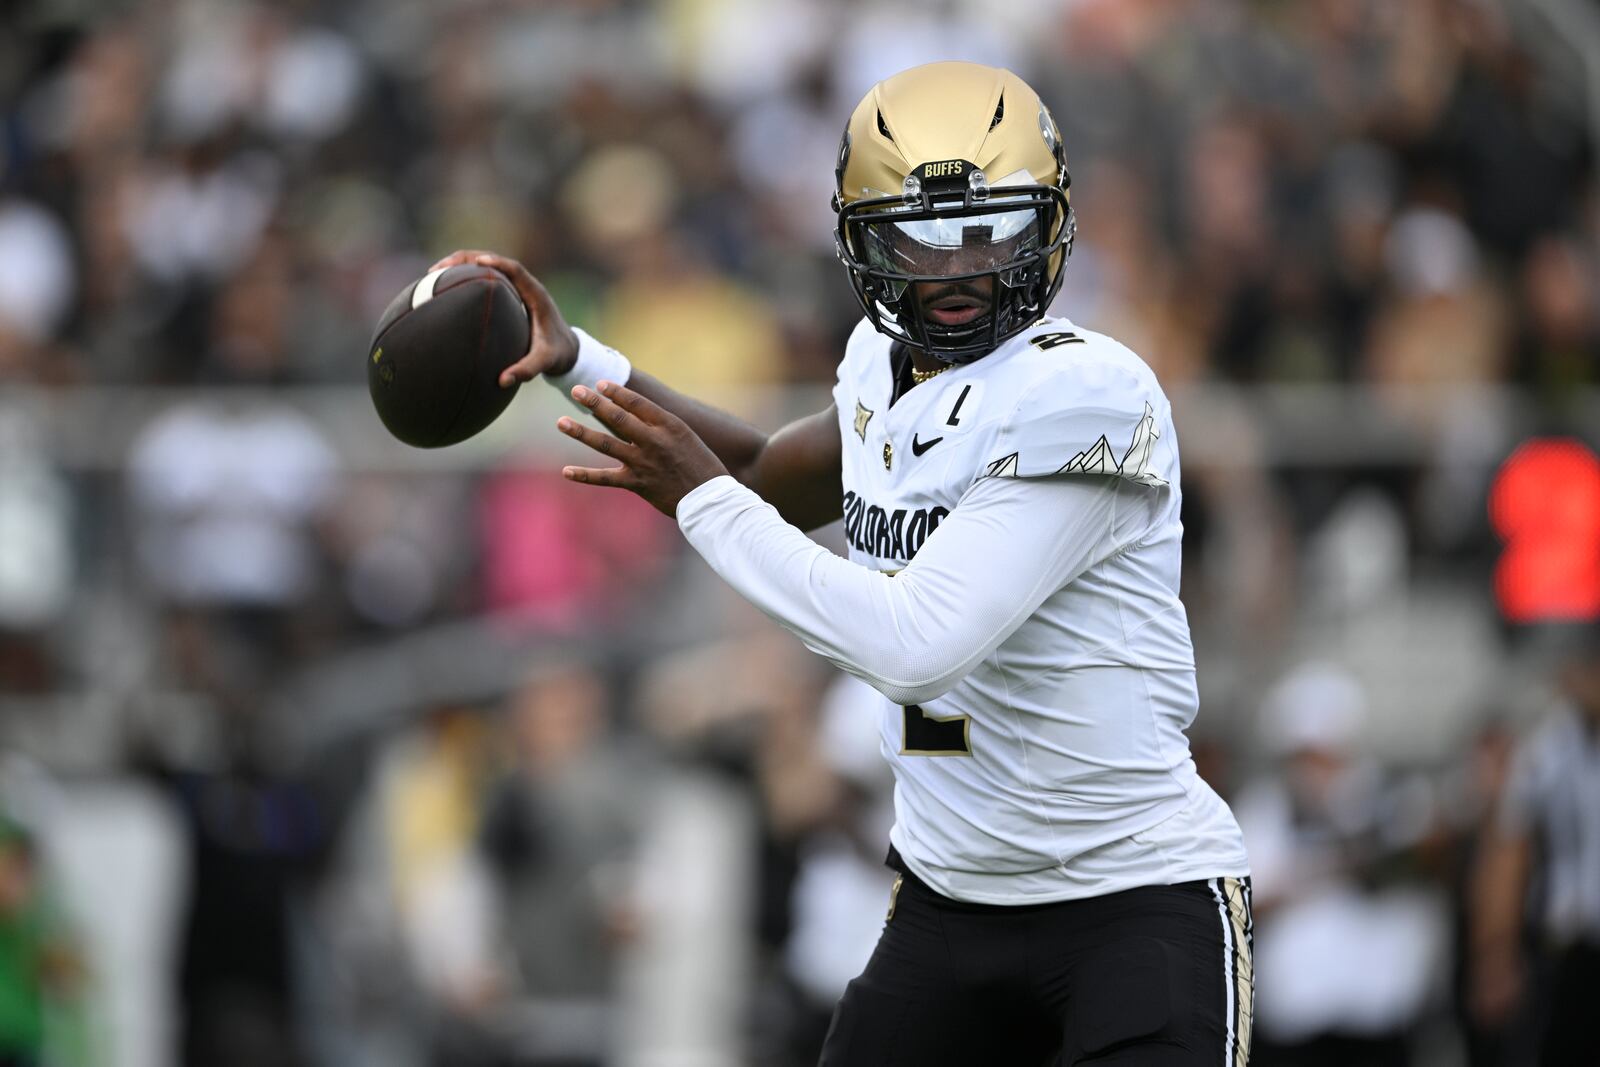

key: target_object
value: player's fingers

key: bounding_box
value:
[472,253,560,325]
[500,352,544,387]
[425,252,554,389]
[561,464,636,490]
[595,380,672,427]
[470,253,571,387]
[428,249,490,272]
[556,415,637,457]
[571,385,650,441]
[518,330,571,381]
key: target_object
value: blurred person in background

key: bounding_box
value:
[631,618,838,1067]
[0,409,74,651]
[1472,626,1600,1067]
[150,705,330,1067]
[476,465,673,633]
[125,344,341,707]
[774,675,896,1067]
[1233,664,1446,1067]
[0,815,86,1067]
[1510,236,1600,403]
[371,703,498,1043]
[1443,717,1521,1067]
[0,197,77,382]
[129,606,334,1067]
[470,663,643,1067]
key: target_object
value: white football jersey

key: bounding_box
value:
[823,315,1249,903]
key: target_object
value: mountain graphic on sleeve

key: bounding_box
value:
[986,403,1170,485]
[1058,403,1168,486]
[985,452,1019,477]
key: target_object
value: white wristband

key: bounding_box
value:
[545,327,632,400]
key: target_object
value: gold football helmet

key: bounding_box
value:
[833,62,1074,364]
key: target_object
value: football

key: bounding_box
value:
[367,264,529,448]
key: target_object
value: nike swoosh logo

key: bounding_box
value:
[910,434,944,456]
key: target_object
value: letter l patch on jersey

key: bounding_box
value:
[937,380,983,434]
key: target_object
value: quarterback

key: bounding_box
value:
[436,62,1253,1066]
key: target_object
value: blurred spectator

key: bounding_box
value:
[0,0,1589,408]
[0,200,75,363]
[1365,205,1510,432]
[0,814,86,1067]
[0,409,72,635]
[1235,663,1446,1067]
[473,664,644,1067]
[633,621,833,1066]
[373,706,498,1016]
[477,466,673,634]
[1512,236,1599,400]
[1444,718,1520,1067]
[152,717,329,1067]
[118,147,281,295]
[1472,627,1600,1067]
[594,232,788,398]
[776,674,895,1066]
[127,392,338,668]
[330,473,477,633]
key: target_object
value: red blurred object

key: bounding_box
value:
[1489,438,1600,623]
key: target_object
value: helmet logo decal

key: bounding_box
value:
[918,159,973,182]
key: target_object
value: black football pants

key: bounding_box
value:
[819,855,1253,1066]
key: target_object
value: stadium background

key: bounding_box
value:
[0,0,1597,1065]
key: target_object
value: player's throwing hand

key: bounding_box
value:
[428,249,578,388]
[557,380,730,516]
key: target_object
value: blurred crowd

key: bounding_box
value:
[0,0,1597,1065]
[3,0,1597,391]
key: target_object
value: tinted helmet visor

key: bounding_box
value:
[860,207,1044,291]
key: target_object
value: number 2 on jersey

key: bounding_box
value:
[901,704,972,756]
[1029,331,1083,350]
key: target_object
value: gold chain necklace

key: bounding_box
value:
[911,363,951,385]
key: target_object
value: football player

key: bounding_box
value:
[435,61,1253,1066]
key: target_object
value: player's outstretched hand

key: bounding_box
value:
[557,380,730,517]
[428,250,577,388]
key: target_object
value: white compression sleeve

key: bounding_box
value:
[545,327,631,399]
[676,473,1155,705]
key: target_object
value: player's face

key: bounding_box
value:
[859,205,1045,328]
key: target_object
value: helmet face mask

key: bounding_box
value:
[838,182,1074,364]
[832,62,1076,365]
